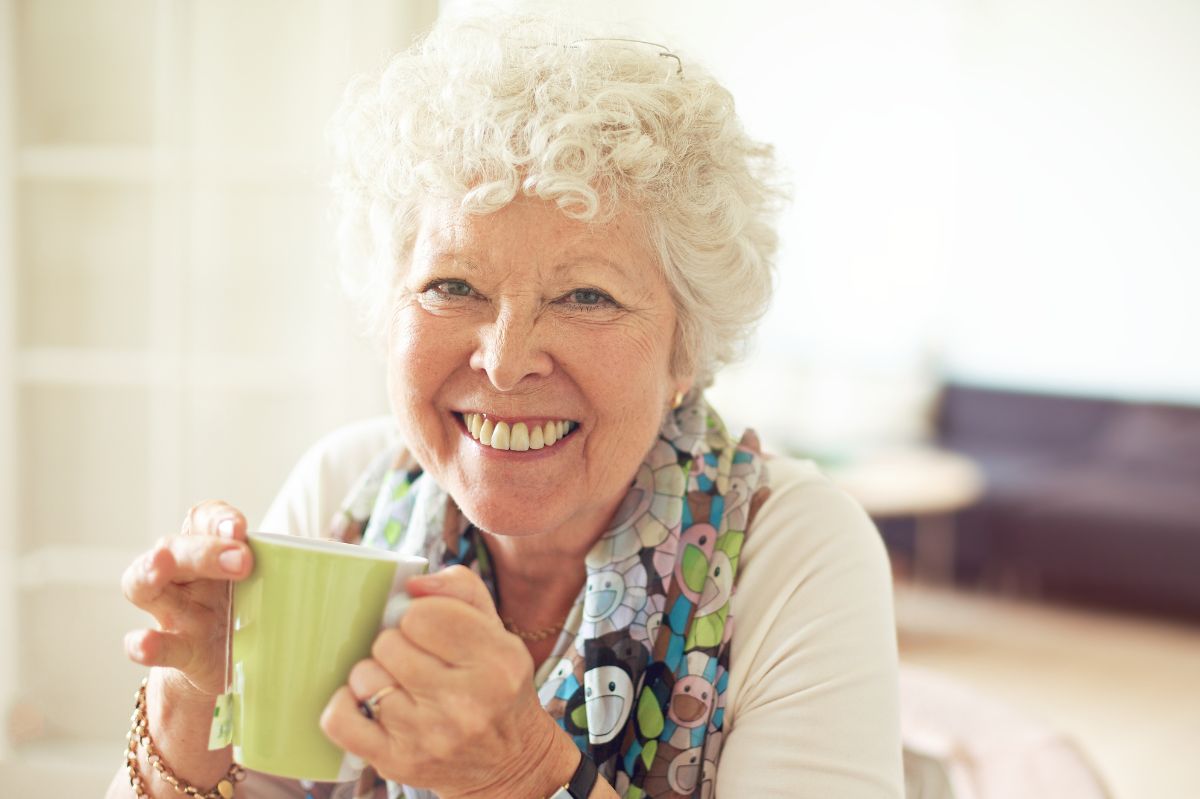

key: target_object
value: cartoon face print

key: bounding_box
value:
[699,729,723,799]
[603,467,651,534]
[695,549,733,618]
[580,558,648,638]
[700,752,717,799]
[579,629,649,677]
[587,441,683,569]
[584,569,627,622]
[668,675,715,729]
[713,439,735,495]
[609,636,649,676]
[667,746,705,794]
[631,593,666,649]
[720,474,754,533]
[583,665,634,745]
[672,403,708,454]
[674,523,717,602]
[537,657,577,705]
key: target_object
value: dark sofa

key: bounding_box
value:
[924,383,1200,619]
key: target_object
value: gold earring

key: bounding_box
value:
[671,391,685,409]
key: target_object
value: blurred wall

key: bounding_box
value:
[445,0,1200,455]
[942,0,1200,405]
[0,0,434,789]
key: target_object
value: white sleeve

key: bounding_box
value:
[716,458,903,798]
[257,416,399,538]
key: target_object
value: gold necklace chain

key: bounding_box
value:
[501,616,563,642]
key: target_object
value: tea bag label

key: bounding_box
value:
[208,692,233,750]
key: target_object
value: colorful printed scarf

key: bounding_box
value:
[323,392,770,799]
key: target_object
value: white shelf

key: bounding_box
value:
[17,348,157,387]
[9,736,114,768]
[17,347,345,390]
[1,737,116,796]
[16,545,142,590]
[17,145,158,182]
[17,144,318,184]
[188,150,322,184]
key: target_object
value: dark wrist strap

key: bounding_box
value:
[567,750,598,799]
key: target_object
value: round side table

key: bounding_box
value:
[823,446,986,584]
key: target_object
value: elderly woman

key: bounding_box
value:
[110,14,901,799]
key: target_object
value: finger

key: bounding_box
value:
[123,543,238,632]
[321,686,389,764]
[183,500,248,542]
[405,565,498,615]
[165,535,253,582]
[396,597,511,667]
[371,627,454,695]
[125,628,196,672]
[121,544,176,610]
[121,564,194,629]
[347,659,417,719]
[347,657,401,701]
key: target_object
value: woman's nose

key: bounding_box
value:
[468,309,553,391]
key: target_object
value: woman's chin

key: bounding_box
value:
[454,495,563,539]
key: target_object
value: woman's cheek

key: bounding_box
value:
[578,322,672,387]
[390,311,449,377]
[386,316,441,426]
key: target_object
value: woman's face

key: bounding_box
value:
[386,197,687,541]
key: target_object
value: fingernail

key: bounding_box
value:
[409,573,440,589]
[219,548,245,573]
[217,518,236,538]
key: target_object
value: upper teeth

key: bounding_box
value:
[464,414,574,451]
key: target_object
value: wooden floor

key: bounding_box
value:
[895,583,1200,799]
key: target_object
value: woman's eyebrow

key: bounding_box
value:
[553,255,635,282]
[428,252,481,271]
[430,250,634,282]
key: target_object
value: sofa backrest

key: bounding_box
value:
[935,384,1120,455]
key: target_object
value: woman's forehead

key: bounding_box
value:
[412,198,658,280]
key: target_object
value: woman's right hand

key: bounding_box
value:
[120,500,255,699]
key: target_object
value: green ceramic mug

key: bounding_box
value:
[230,533,427,781]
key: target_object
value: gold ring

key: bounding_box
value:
[360,685,400,721]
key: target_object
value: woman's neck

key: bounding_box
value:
[479,502,613,631]
[481,527,589,611]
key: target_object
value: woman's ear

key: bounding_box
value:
[670,378,695,409]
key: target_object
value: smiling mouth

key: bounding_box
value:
[454,412,579,452]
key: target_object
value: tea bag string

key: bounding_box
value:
[223,579,233,693]
[204,580,238,752]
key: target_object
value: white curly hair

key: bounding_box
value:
[328,13,782,388]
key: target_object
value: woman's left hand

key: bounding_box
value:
[320,564,580,799]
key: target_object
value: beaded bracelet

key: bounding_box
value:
[125,677,245,799]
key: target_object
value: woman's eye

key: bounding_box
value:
[564,288,615,308]
[422,279,473,299]
[440,280,473,297]
[572,289,603,304]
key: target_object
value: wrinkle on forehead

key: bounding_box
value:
[412,197,660,289]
